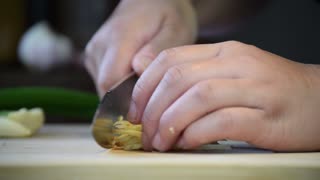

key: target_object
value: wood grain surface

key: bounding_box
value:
[0,124,319,180]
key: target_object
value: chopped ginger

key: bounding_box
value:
[111,116,142,150]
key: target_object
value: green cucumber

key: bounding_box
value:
[0,87,99,119]
[0,111,9,117]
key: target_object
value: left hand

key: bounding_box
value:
[84,0,197,97]
[127,41,320,151]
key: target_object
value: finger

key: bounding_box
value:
[150,79,263,151]
[95,15,167,97]
[85,22,110,67]
[127,43,223,124]
[141,59,245,150]
[132,24,195,76]
[175,107,266,150]
[84,56,98,84]
[84,30,109,87]
[96,37,142,97]
[131,45,159,76]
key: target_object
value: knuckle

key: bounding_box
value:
[135,47,156,61]
[97,78,108,93]
[83,60,95,77]
[132,52,156,75]
[192,81,213,104]
[132,56,145,75]
[132,61,144,75]
[83,57,91,68]
[162,65,186,87]
[156,48,178,66]
[85,29,107,55]
[221,41,262,59]
[85,40,95,56]
[223,40,244,48]
[85,36,104,59]
[223,40,251,52]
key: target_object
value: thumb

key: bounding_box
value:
[176,107,267,150]
[132,25,194,75]
[96,41,138,98]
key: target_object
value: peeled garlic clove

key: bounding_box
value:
[0,117,31,137]
[0,108,45,137]
[8,108,45,134]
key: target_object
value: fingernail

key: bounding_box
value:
[152,133,164,151]
[177,138,186,149]
[127,102,137,123]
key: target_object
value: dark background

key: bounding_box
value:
[223,0,320,64]
[0,0,319,122]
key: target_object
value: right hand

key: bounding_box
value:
[85,0,198,97]
[127,41,320,151]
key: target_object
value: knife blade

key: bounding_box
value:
[91,72,138,149]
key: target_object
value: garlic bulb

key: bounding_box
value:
[18,21,73,71]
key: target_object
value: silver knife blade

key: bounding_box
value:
[91,72,138,149]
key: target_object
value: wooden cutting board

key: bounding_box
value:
[0,124,319,180]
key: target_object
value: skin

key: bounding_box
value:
[84,0,258,96]
[85,0,197,97]
[85,0,320,152]
[127,41,320,152]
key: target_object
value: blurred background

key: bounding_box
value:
[0,0,118,93]
[0,0,319,123]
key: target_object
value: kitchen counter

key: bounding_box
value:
[0,124,319,180]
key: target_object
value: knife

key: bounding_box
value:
[91,72,139,148]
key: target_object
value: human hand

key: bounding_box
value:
[127,41,320,151]
[85,0,197,97]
